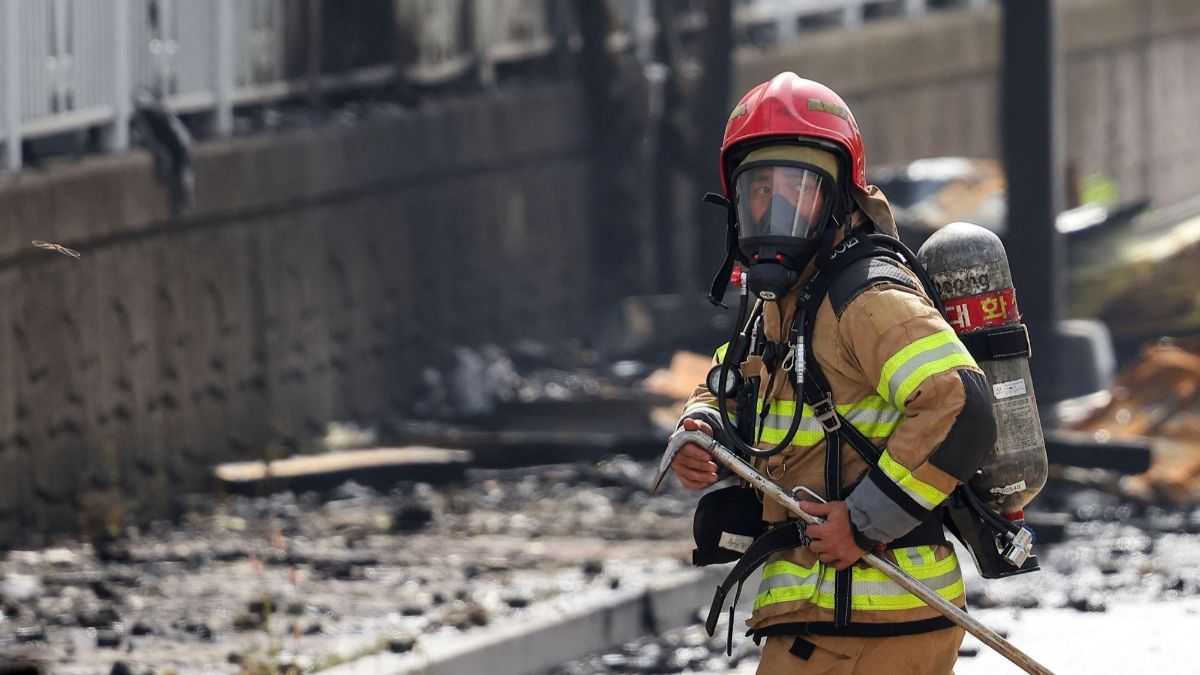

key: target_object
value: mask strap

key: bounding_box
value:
[705,192,742,307]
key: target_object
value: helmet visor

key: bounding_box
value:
[734,164,834,240]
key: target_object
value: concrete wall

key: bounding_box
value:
[0,83,592,543]
[736,0,1200,209]
[5,0,1200,544]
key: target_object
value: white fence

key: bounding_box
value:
[1,0,991,173]
[733,0,991,37]
[1,0,292,171]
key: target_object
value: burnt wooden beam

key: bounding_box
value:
[214,447,472,495]
[1043,429,1153,474]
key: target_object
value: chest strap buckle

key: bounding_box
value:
[812,397,841,432]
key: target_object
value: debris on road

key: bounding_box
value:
[1066,336,1200,503]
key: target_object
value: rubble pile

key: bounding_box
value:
[3,408,1199,674]
[1068,336,1200,503]
[0,459,698,674]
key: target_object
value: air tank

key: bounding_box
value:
[917,222,1048,516]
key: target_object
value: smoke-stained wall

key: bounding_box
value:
[0,84,591,544]
[737,0,1200,210]
[5,0,1200,544]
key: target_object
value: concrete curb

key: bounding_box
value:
[321,566,729,675]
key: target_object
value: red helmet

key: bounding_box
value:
[720,72,866,198]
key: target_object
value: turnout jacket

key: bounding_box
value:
[679,189,997,634]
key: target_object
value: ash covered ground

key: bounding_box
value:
[0,457,699,674]
[3,459,1199,675]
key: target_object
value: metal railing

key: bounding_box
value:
[2,0,293,171]
[1,0,992,173]
[733,0,991,37]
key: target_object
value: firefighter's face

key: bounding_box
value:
[744,166,828,236]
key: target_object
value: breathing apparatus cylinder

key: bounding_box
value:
[917,222,1048,578]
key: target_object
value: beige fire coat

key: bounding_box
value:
[679,187,997,634]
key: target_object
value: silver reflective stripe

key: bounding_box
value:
[895,546,932,568]
[845,406,902,428]
[757,402,902,437]
[884,341,967,406]
[758,570,823,594]
[853,567,963,597]
[757,563,961,598]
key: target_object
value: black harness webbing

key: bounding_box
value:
[704,520,810,652]
[748,615,958,643]
[702,494,948,646]
[796,234,908,628]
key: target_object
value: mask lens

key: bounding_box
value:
[735,165,832,240]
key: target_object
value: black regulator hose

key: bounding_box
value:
[714,280,752,422]
[715,286,808,459]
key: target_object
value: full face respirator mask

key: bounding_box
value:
[731,145,844,301]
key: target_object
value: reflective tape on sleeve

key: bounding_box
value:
[877,332,977,411]
[877,450,950,510]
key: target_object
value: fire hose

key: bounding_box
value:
[652,430,1055,675]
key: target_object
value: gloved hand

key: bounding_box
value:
[802,500,867,571]
[669,418,720,489]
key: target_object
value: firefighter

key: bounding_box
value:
[669,72,998,673]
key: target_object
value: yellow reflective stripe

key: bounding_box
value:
[877,332,977,411]
[756,560,831,609]
[756,550,963,612]
[897,546,937,569]
[758,396,893,417]
[852,417,900,438]
[895,352,977,410]
[714,342,729,362]
[855,546,956,582]
[759,550,956,587]
[758,428,826,446]
[878,450,949,509]
[760,398,796,415]
[841,577,965,610]
[878,332,960,395]
[849,395,894,411]
[757,423,900,446]
[917,546,935,566]
[753,396,902,446]
[842,397,902,438]
[755,582,819,609]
